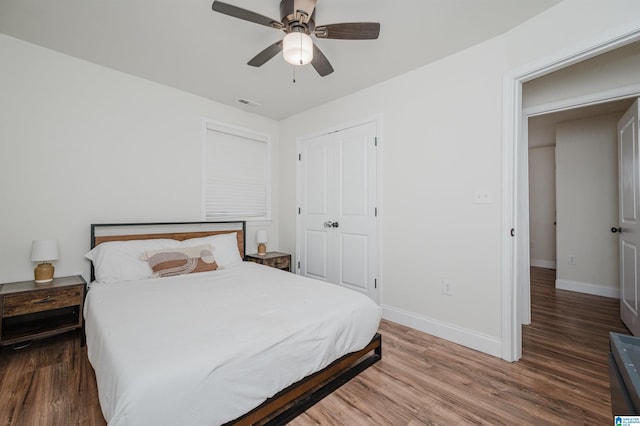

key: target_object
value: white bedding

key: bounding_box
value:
[84,261,381,426]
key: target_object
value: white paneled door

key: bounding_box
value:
[618,99,640,336]
[298,121,379,303]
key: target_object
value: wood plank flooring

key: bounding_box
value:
[0,267,629,425]
[292,267,629,425]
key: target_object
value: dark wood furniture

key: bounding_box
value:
[609,332,640,416]
[228,333,381,425]
[88,221,380,425]
[245,251,291,272]
[0,275,86,347]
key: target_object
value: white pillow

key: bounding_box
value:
[85,239,180,283]
[180,232,242,267]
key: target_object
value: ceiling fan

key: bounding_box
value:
[211,0,380,77]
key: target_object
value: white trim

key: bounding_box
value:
[295,114,383,306]
[523,83,640,117]
[376,115,385,306]
[296,114,383,142]
[508,20,640,84]
[501,72,519,362]
[204,119,271,143]
[555,279,619,299]
[502,19,640,362]
[530,259,556,269]
[382,305,502,358]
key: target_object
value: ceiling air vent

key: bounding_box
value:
[238,98,261,107]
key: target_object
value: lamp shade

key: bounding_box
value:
[283,32,313,65]
[31,239,59,262]
[256,230,268,244]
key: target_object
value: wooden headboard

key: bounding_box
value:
[90,221,246,280]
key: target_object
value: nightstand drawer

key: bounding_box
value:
[3,286,83,317]
[268,256,290,270]
[245,252,292,272]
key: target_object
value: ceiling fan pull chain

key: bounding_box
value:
[293,65,296,83]
[299,34,304,65]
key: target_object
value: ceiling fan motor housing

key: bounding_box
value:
[280,0,316,34]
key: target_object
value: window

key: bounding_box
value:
[202,120,271,221]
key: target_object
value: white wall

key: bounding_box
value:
[528,146,556,269]
[280,0,640,357]
[281,37,506,354]
[0,34,280,284]
[555,113,620,297]
[523,41,640,111]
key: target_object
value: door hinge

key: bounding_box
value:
[374,278,377,289]
[375,207,377,217]
[298,207,301,214]
[374,137,378,147]
[298,153,301,161]
[297,261,300,270]
[510,228,515,237]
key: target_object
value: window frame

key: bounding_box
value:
[201,119,272,222]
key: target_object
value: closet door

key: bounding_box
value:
[298,121,379,302]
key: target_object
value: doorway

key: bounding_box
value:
[526,102,632,326]
[503,28,640,362]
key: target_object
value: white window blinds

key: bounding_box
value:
[203,122,270,220]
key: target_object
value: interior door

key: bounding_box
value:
[299,134,331,282]
[618,99,640,335]
[298,121,379,302]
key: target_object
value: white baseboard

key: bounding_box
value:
[530,259,556,269]
[555,278,619,299]
[381,305,503,359]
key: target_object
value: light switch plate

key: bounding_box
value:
[473,190,493,204]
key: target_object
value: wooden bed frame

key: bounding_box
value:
[88,221,382,425]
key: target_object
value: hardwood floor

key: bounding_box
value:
[0,267,629,425]
[0,330,104,425]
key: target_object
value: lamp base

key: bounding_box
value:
[34,263,54,283]
[257,243,267,256]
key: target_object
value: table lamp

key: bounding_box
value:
[31,239,59,283]
[256,230,268,256]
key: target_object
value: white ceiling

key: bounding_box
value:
[0,0,561,120]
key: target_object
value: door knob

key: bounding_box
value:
[324,221,333,228]
[331,221,339,228]
[612,227,623,233]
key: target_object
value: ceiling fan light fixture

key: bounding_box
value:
[283,32,313,66]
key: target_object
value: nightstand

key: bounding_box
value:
[0,275,86,347]
[245,252,292,272]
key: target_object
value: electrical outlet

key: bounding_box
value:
[442,280,453,296]
[568,255,576,265]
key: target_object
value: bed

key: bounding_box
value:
[83,221,382,425]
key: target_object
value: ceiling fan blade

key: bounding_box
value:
[311,44,334,77]
[248,40,284,67]
[315,22,380,40]
[212,1,283,29]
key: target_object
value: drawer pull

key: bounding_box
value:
[35,297,54,304]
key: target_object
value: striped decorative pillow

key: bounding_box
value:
[143,245,218,277]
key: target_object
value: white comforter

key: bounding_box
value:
[84,261,381,425]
